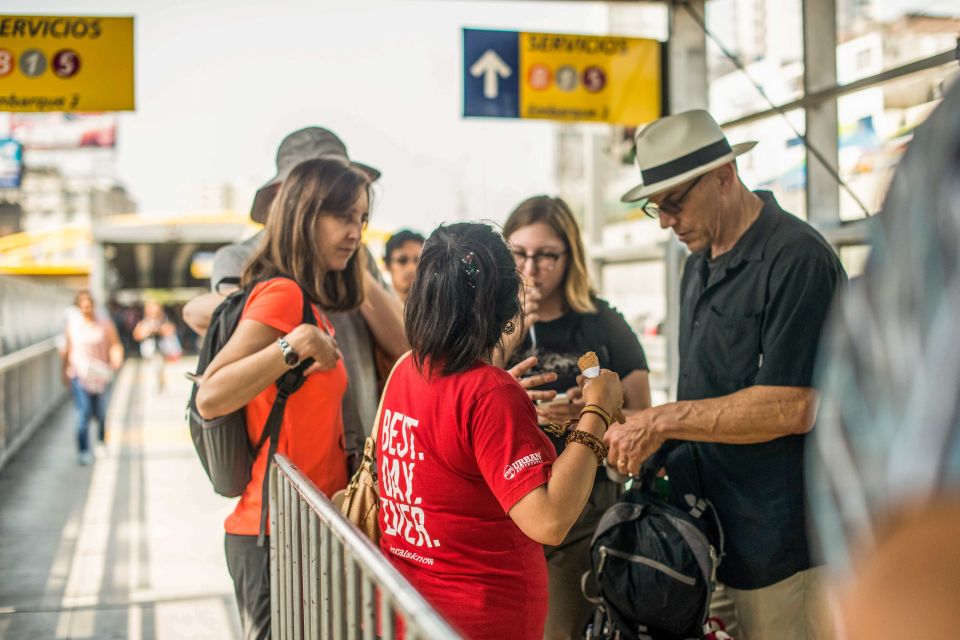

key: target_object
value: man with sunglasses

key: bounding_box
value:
[606,110,846,639]
[383,229,425,305]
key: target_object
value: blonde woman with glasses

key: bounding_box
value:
[499,195,652,640]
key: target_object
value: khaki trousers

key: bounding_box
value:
[711,567,834,640]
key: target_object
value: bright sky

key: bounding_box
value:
[4,0,632,234]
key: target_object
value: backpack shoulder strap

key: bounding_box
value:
[255,280,321,546]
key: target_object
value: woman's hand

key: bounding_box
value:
[284,323,342,374]
[579,369,624,423]
[507,356,558,403]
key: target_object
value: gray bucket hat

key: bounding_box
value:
[250,127,381,223]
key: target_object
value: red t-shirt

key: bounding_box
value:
[377,357,557,640]
[224,279,349,536]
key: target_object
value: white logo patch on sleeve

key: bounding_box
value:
[503,451,544,480]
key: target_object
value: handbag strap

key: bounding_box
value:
[364,351,411,459]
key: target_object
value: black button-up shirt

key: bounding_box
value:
[671,191,847,589]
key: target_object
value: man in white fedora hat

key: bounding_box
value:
[605,109,846,638]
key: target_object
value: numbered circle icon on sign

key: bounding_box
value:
[0,49,14,78]
[527,63,552,91]
[583,66,607,93]
[555,65,578,92]
[53,50,81,79]
[20,49,48,78]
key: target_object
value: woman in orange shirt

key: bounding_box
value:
[196,157,394,640]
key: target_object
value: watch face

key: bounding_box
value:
[284,351,299,366]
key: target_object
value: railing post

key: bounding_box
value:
[308,511,320,640]
[332,538,345,640]
[291,495,303,640]
[320,519,332,640]
[346,555,359,640]
[361,574,375,640]
[270,464,281,640]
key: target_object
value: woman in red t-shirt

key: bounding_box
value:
[378,222,624,640]
[196,157,384,640]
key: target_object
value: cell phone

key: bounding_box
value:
[537,392,569,408]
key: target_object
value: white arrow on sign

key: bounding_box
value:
[470,49,512,99]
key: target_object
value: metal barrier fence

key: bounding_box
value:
[0,275,74,471]
[270,454,462,640]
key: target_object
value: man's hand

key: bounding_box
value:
[604,408,667,477]
[506,356,558,403]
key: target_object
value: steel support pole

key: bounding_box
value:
[803,0,841,226]
[664,0,708,401]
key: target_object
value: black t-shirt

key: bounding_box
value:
[672,191,847,589]
[508,297,649,457]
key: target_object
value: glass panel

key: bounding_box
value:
[706,0,805,122]
[837,2,959,76]
[722,109,807,219]
[600,260,669,404]
[837,64,956,219]
[840,244,871,278]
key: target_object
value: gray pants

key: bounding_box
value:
[544,480,619,640]
[225,533,271,640]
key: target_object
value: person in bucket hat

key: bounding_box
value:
[605,109,846,639]
[248,127,381,224]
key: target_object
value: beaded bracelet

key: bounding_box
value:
[580,404,612,430]
[541,419,578,438]
[565,429,608,466]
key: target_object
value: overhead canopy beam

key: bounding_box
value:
[721,49,956,129]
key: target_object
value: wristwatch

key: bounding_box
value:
[277,337,300,368]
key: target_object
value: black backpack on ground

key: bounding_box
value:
[584,444,724,640]
[186,276,315,545]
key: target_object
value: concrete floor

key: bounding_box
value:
[0,357,242,640]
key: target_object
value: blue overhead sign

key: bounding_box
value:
[462,27,663,125]
[463,28,519,119]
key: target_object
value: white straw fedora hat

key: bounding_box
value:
[621,110,757,203]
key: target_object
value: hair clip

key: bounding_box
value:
[461,251,480,289]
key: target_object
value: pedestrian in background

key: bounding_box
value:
[62,290,124,465]
[195,157,375,640]
[379,222,624,640]
[607,110,846,639]
[383,229,425,305]
[133,299,180,393]
[499,195,652,639]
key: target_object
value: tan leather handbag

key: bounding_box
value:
[333,352,409,543]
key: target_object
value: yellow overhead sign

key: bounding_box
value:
[0,15,134,112]
[520,32,661,125]
[463,28,662,126]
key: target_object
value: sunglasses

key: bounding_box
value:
[639,174,705,219]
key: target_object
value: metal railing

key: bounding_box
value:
[270,454,462,640]
[0,276,73,472]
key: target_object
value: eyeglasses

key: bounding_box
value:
[389,255,419,267]
[639,174,704,219]
[512,250,566,272]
